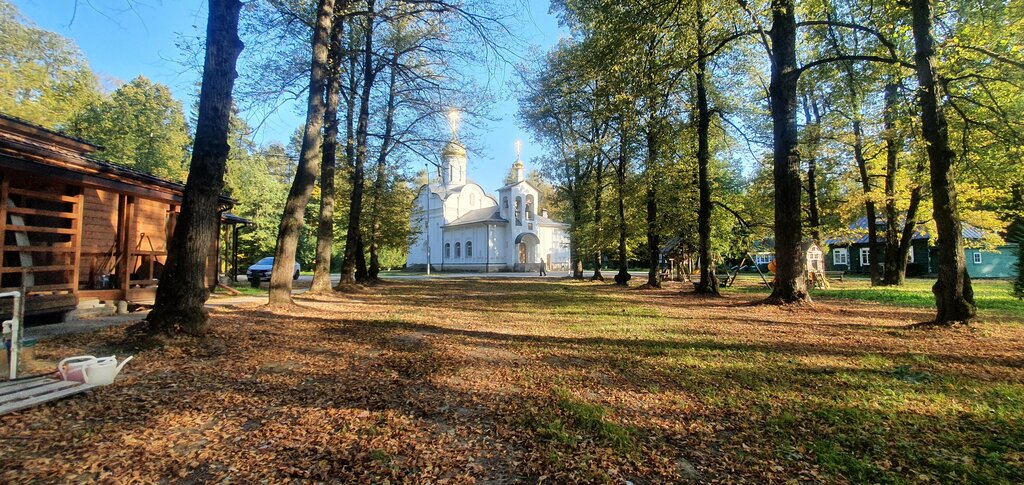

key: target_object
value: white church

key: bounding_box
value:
[406,136,571,272]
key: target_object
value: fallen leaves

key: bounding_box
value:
[0,279,1022,483]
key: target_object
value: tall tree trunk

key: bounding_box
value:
[881,81,910,285]
[368,51,398,281]
[147,0,244,334]
[309,17,344,293]
[694,1,719,296]
[852,118,881,285]
[268,0,335,304]
[910,0,976,323]
[766,0,809,303]
[592,156,605,281]
[614,134,631,285]
[645,125,661,288]
[338,0,376,287]
[570,180,585,280]
[802,93,822,243]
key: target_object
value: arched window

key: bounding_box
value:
[515,196,523,226]
[466,241,473,258]
[444,243,451,259]
[526,194,535,220]
[455,242,461,258]
[469,193,476,207]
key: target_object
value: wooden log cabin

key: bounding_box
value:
[0,114,240,319]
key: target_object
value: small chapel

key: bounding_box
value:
[406,136,571,272]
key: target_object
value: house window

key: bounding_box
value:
[755,253,773,264]
[973,252,982,264]
[444,243,451,259]
[833,248,849,266]
[455,242,461,258]
[466,241,473,257]
[860,247,870,266]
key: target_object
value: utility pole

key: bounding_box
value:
[425,163,431,275]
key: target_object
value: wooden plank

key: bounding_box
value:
[0,380,79,405]
[5,206,76,219]
[128,278,159,286]
[71,190,83,294]
[1,246,76,252]
[0,283,74,293]
[0,375,50,391]
[0,382,97,416]
[0,265,74,273]
[132,250,166,256]
[79,289,122,300]
[7,187,78,203]
[0,176,7,276]
[0,224,76,235]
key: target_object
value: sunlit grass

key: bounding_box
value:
[730,275,1023,319]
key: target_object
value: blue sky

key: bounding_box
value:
[13,0,565,193]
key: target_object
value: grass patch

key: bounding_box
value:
[732,276,1023,319]
[533,387,637,455]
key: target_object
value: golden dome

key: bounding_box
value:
[512,159,524,169]
[442,140,466,158]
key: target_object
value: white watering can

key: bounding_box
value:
[59,355,133,385]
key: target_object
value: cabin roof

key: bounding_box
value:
[825,217,984,246]
[0,113,233,205]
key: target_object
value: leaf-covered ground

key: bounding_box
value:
[2,278,1023,483]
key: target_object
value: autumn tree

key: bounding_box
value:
[268,0,336,304]
[147,0,244,334]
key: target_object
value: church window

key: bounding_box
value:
[469,193,476,206]
[445,243,451,259]
[466,241,473,257]
[526,194,535,220]
[515,196,523,226]
[455,242,461,258]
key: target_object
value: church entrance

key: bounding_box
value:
[514,232,540,271]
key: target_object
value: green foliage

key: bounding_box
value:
[0,0,101,128]
[68,76,191,181]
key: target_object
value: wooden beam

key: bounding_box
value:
[0,224,76,235]
[5,206,76,219]
[0,265,75,273]
[71,190,83,295]
[0,176,7,277]
[1,246,76,252]
[6,187,78,203]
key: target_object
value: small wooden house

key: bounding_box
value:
[0,114,241,318]
[825,217,1018,278]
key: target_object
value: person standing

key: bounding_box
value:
[539,258,547,276]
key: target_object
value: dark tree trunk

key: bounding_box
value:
[268,0,335,304]
[880,81,905,286]
[570,182,585,280]
[147,0,244,334]
[694,2,719,296]
[310,17,344,293]
[853,119,881,285]
[645,125,661,288]
[368,51,398,281]
[592,155,605,281]
[338,0,377,287]
[910,0,976,323]
[614,133,631,285]
[802,93,822,243]
[766,0,809,303]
